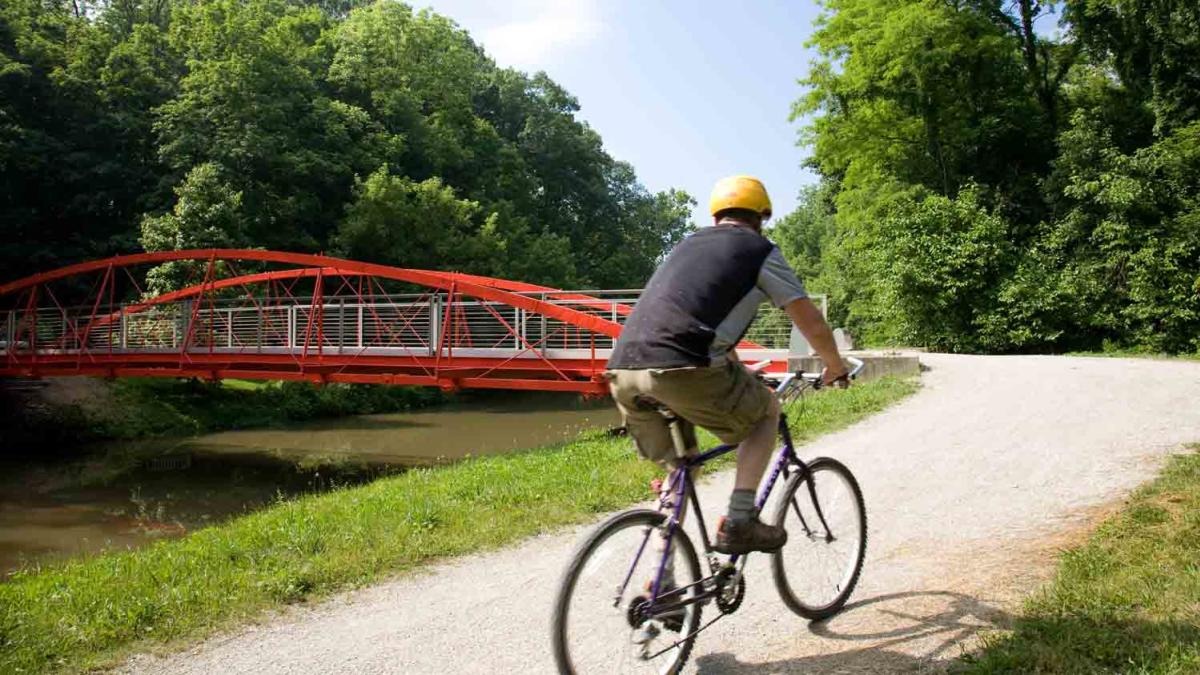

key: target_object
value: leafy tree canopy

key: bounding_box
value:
[787,0,1199,355]
[0,0,694,290]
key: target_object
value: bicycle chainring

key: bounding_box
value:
[715,568,746,614]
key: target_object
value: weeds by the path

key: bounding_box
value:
[965,444,1200,673]
[1064,350,1200,363]
[0,376,918,674]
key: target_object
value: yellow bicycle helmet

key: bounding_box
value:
[709,175,772,219]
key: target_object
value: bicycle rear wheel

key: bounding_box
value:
[771,457,867,620]
[552,509,703,675]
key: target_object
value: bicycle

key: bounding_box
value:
[551,357,868,674]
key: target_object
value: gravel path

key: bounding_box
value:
[121,354,1200,674]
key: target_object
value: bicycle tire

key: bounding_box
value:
[552,509,703,675]
[770,457,867,620]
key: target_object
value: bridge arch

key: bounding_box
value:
[0,250,785,392]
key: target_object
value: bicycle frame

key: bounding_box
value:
[628,405,838,621]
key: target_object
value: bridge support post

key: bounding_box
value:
[429,295,440,357]
[339,299,345,354]
[175,300,187,350]
[539,293,547,357]
[287,305,295,351]
[514,308,522,350]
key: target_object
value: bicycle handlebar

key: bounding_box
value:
[772,356,865,395]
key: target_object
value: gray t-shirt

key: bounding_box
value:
[707,246,807,360]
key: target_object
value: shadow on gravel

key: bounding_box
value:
[695,590,1011,673]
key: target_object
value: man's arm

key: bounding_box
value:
[784,297,849,384]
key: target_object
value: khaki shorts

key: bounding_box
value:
[606,360,774,466]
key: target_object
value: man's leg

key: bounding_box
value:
[651,467,686,587]
[732,395,781,493]
[608,371,689,595]
[719,389,787,553]
[637,364,786,554]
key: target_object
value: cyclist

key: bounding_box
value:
[606,175,850,556]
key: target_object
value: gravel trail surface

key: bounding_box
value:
[121,354,1200,674]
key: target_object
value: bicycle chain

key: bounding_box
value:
[642,569,745,661]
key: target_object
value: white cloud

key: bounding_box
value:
[479,1,602,70]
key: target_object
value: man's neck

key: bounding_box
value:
[716,217,761,234]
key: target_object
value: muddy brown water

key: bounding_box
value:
[0,393,619,579]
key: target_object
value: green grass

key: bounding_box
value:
[964,444,1200,674]
[0,376,918,674]
[1064,350,1200,362]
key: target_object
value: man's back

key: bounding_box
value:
[608,225,803,370]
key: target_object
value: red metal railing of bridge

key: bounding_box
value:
[0,250,788,394]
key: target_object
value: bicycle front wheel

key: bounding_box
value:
[771,457,867,620]
[552,509,703,675]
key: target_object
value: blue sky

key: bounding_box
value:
[416,0,826,226]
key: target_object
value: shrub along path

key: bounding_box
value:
[114,354,1200,674]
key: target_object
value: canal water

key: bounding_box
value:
[0,393,620,579]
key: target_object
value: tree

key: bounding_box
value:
[771,184,836,284]
[334,167,498,272]
[140,162,246,293]
[797,0,1050,223]
[1,0,691,299]
[789,0,1200,355]
[155,0,390,251]
[1067,0,1200,134]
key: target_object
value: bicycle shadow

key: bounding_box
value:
[694,590,1012,673]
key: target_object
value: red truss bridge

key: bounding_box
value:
[0,250,792,394]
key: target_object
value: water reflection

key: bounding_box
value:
[0,392,619,578]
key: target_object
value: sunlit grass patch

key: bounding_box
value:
[965,444,1200,674]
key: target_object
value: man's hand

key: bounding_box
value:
[822,366,851,389]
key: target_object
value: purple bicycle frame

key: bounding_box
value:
[638,411,803,607]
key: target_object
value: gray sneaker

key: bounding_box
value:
[713,516,787,554]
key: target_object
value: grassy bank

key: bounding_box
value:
[0,376,918,674]
[1064,349,1200,362]
[3,378,446,450]
[965,445,1200,674]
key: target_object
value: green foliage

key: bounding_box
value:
[965,447,1200,673]
[0,377,918,674]
[1067,0,1200,135]
[0,0,692,289]
[140,162,246,292]
[770,183,836,284]
[876,186,1014,351]
[337,169,492,269]
[4,378,446,450]
[798,0,1050,215]
[789,0,1200,355]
